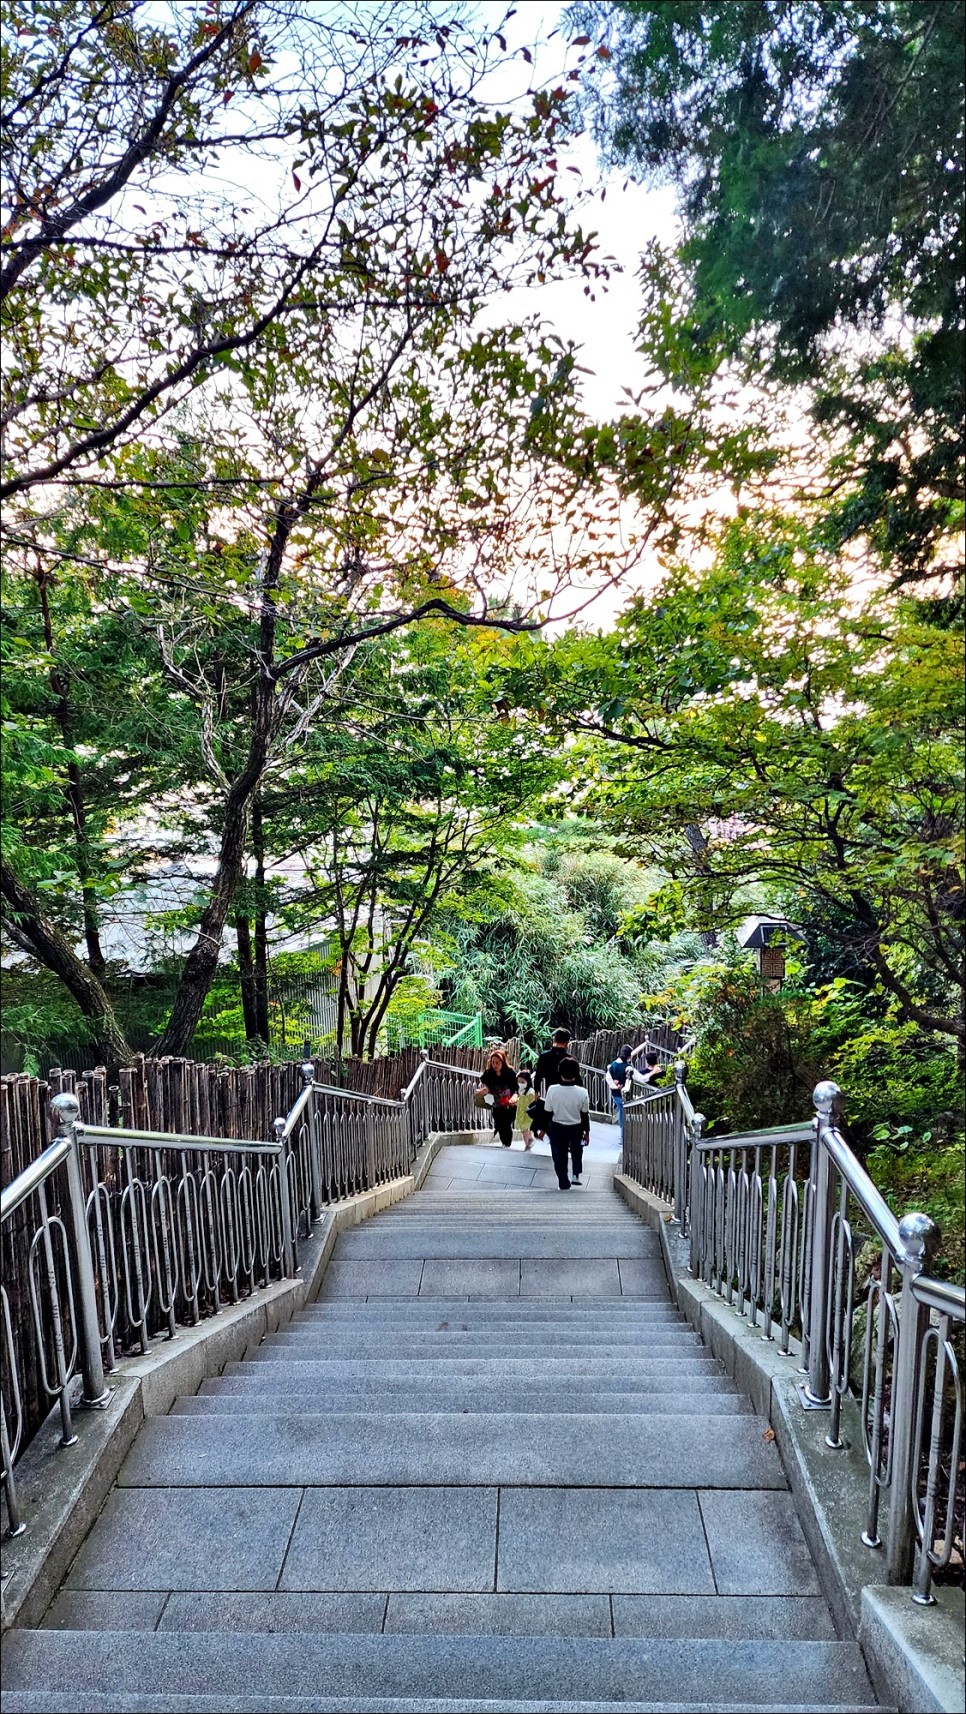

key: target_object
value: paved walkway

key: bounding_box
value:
[2,1128,884,1711]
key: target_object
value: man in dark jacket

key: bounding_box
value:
[534,1028,572,1097]
[530,1027,572,1140]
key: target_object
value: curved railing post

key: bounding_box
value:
[684,1111,704,1241]
[50,1094,109,1408]
[272,1116,297,1278]
[671,1060,688,1223]
[887,1210,939,1585]
[299,1062,321,1221]
[802,1080,841,1409]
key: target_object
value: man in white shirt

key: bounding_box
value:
[542,1056,591,1190]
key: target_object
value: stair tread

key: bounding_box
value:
[117,1410,786,1488]
[170,1393,752,1415]
[0,1631,878,1710]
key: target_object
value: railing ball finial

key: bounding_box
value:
[691,1112,706,1139]
[50,1092,80,1133]
[272,1116,286,1144]
[897,1210,940,1275]
[300,1060,314,1087]
[673,1059,687,1085]
[811,1080,843,1123]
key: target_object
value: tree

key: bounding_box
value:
[570,0,965,587]
[258,625,564,1057]
[507,515,965,1043]
[2,2,657,1065]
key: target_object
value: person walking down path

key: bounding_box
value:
[640,1051,664,1086]
[606,1045,634,1138]
[543,1056,590,1190]
[477,1049,519,1147]
[533,1027,572,1098]
[515,1067,537,1150]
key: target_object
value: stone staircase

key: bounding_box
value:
[1,1130,890,1713]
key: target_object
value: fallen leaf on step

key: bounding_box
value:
[762,1427,776,1442]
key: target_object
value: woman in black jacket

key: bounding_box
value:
[477,1049,519,1147]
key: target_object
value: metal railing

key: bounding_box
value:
[579,1035,689,1129]
[1,1054,483,1542]
[621,1061,700,1228]
[619,1069,965,1605]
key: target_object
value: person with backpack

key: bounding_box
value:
[476,1048,519,1147]
[542,1055,591,1189]
[530,1027,572,1139]
[533,1027,572,1097]
[605,1044,634,1138]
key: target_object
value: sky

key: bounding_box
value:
[471,1,681,422]
[464,1,687,623]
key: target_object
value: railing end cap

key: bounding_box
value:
[50,1091,80,1128]
[898,1209,941,1270]
[812,1079,843,1120]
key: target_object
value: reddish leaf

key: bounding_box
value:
[248,50,262,73]
[436,249,450,274]
[572,35,591,47]
[292,172,301,191]
[521,47,532,64]
[595,45,612,60]
[222,90,233,105]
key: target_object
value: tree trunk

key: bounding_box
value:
[684,822,719,950]
[153,734,269,1056]
[235,913,259,1041]
[251,794,270,1043]
[37,569,109,977]
[0,857,134,1073]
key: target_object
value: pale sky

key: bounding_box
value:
[471,0,681,421]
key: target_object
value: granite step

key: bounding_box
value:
[263,1331,699,1355]
[316,1270,668,1300]
[115,1411,786,1487]
[170,1390,753,1416]
[0,1631,879,1710]
[228,1356,723,1379]
[329,1235,659,1257]
[199,1371,742,1399]
[296,1307,681,1324]
[37,1591,835,1640]
[0,1697,895,1713]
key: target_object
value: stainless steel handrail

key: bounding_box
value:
[817,1114,904,1261]
[0,1138,71,1223]
[422,1058,481,1078]
[912,1276,966,1316]
[695,1121,815,1149]
[77,1123,281,1158]
[310,1081,405,1109]
[622,1086,675,1108]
